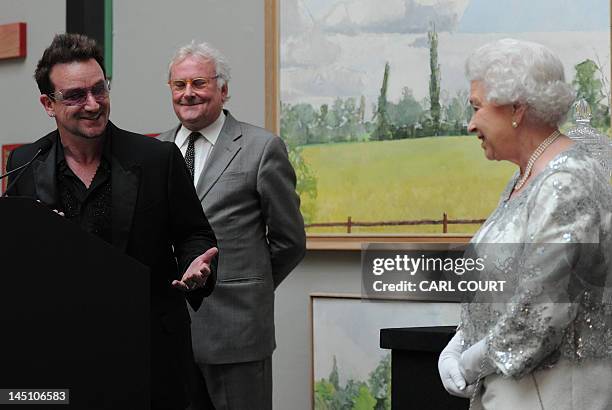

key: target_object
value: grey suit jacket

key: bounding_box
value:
[158,110,306,364]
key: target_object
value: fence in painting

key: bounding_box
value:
[305,213,486,233]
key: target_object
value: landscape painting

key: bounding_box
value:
[311,295,459,409]
[280,0,611,235]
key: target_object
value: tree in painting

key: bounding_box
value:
[313,354,391,410]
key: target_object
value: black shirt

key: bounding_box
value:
[56,135,112,243]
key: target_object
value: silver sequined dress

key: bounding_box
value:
[461,143,612,410]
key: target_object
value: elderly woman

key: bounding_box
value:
[438,38,612,409]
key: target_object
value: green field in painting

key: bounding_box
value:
[300,136,516,234]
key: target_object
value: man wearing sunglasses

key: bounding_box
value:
[5,33,218,410]
[158,41,306,410]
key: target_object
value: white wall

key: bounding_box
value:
[112,0,265,134]
[0,0,65,145]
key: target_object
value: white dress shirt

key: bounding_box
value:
[174,111,226,186]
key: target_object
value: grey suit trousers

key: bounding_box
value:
[188,357,272,410]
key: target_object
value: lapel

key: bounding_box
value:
[195,110,242,200]
[107,123,141,253]
[30,124,140,252]
[32,131,60,208]
[157,125,180,143]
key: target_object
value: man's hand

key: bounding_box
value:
[172,247,218,292]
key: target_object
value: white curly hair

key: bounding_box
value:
[466,38,575,126]
[168,40,232,101]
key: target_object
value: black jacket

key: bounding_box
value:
[7,122,217,409]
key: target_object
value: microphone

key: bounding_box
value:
[1,139,53,197]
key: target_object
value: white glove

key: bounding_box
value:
[460,338,495,385]
[438,331,471,397]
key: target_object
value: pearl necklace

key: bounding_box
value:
[514,130,561,191]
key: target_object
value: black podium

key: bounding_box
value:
[380,326,469,410]
[0,198,150,409]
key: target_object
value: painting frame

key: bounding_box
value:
[265,0,612,249]
[309,293,460,409]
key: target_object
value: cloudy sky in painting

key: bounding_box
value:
[281,0,610,108]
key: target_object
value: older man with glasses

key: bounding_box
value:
[158,41,306,410]
[5,33,219,410]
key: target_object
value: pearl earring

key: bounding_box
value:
[511,121,518,128]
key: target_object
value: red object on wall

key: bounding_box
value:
[0,22,27,60]
[2,144,23,192]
